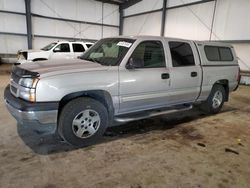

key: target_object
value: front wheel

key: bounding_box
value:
[200,84,226,114]
[58,97,109,147]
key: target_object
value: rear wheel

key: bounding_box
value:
[58,97,109,147]
[200,84,226,114]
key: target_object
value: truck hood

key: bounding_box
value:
[18,59,109,78]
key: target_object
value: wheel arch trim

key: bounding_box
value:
[214,79,229,101]
[58,90,114,122]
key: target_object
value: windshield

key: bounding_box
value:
[80,38,135,66]
[41,42,57,51]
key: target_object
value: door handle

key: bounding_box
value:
[161,73,170,79]
[191,72,198,77]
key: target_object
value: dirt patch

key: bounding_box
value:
[0,63,12,74]
[178,126,204,140]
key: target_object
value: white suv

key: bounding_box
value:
[17,41,94,64]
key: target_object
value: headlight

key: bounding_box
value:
[19,88,36,102]
[19,78,39,88]
[18,78,39,102]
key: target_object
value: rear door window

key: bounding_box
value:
[204,46,233,61]
[169,42,195,67]
[73,43,85,52]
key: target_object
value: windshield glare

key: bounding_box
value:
[80,38,135,66]
[41,42,57,51]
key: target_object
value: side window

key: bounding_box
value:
[169,42,195,67]
[204,46,233,61]
[54,43,70,52]
[204,46,220,61]
[73,43,85,52]
[86,44,93,48]
[219,48,233,61]
[130,41,166,68]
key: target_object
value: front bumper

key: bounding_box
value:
[4,85,59,125]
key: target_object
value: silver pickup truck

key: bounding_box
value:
[4,36,240,146]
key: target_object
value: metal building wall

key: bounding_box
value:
[0,0,27,54]
[123,0,163,36]
[164,1,215,40]
[122,0,250,71]
[0,0,119,55]
[123,12,162,36]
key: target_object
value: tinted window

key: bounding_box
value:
[219,47,233,61]
[169,42,195,67]
[54,43,70,52]
[204,46,220,61]
[73,43,85,52]
[130,41,165,68]
[204,46,233,61]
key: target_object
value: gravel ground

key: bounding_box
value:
[0,74,250,188]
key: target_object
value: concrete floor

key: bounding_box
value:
[0,74,250,188]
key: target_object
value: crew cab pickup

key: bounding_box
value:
[17,41,94,64]
[4,36,240,146]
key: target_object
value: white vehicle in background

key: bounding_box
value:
[17,41,94,64]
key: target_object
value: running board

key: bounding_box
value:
[114,105,193,123]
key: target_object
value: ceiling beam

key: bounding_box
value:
[95,0,141,8]
[120,0,142,9]
[95,0,122,5]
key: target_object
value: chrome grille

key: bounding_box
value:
[10,85,18,95]
[10,72,21,97]
[11,73,20,84]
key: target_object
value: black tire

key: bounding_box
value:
[58,97,109,147]
[200,84,226,114]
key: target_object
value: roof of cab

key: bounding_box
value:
[55,40,94,44]
[111,35,233,48]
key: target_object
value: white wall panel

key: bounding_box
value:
[0,13,27,34]
[211,0,250,40]
[32,17,67,36]
[123,12,162,36]
[164,2,215,40]
[103,3,119,26]
[167,0,202,7]
[232,43,250,71]
[76,0,102,23]
[0,35,27,53]
[32,17,104,40]
[32,37,59,50]
[124,0,163,16]
[32,26,119,51]
[0,0,25,13]
[77,23,102,39]
[32,0,119,25]
[30,0,119,48]
[32,0,108,24]
[32,17,78,37]
[102,26,119,38]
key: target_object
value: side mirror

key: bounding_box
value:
[126,58,144,69]
[53,47,60,52]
